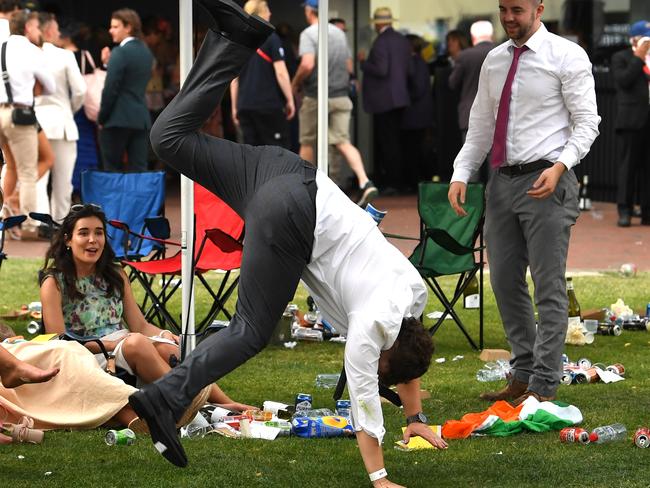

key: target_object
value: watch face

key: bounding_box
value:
[417,412,428,423]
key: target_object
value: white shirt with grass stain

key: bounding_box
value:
[301,171,427,444]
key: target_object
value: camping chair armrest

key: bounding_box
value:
[426,228,480,255]
[205,228,243,253]
[383,232,419,241]
[1,215,27,230]
[108,219,132,257]
[109,219,181,253]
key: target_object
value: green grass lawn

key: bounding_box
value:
[1,258,649,487]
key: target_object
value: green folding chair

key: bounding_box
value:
[390,182,486,350]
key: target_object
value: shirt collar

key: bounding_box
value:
[506,22,548,53]
[119,36,135,47]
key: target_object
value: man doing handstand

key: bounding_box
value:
[129,2,446,486]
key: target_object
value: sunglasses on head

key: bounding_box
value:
[70,203,103,213]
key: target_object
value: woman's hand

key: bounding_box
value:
[158,329,179,345]
[217,402,258,413]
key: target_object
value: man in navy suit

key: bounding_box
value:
[611,20,650,227]
[359,7,412,193]
[98,8,153,172]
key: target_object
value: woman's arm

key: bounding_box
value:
[40,275,122,353]
[120,271,177,341]
[40,275,66,335]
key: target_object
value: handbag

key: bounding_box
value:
[80,49,106,122]
[1,41,37,126]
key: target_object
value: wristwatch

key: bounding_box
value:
[406,412,428,426]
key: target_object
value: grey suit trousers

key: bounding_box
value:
[485,167,579,397]
[149,30,316,421]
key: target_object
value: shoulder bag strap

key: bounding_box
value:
[83,49,96,70]
[1,41,13,104]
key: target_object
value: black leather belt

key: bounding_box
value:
[498,160,554,177]
[0,102,30,109]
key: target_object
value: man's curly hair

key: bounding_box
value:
[380,317,434,386]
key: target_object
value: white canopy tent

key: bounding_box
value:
[177,0,330,354]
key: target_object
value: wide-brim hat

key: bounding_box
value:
[629,20,650,38]
[371,7,397,24]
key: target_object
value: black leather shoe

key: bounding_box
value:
[129,387,188,468]
[196,0,274,48]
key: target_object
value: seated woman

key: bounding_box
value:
[40,204,253,414]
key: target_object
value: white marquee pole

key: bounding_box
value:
[317,0,329,173]
[179,0,196,353]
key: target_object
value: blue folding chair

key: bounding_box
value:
[81,170,168,260]
[0,215,26,270]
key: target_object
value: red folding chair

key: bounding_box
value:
[124,184,244,334]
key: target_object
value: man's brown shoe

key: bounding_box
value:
[510,390,556,407]
[479,378,528,402]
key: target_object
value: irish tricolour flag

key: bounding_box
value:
[442,397,583,439]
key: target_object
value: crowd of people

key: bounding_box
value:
[0,0,649,486]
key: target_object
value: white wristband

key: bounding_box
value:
[369,468,388,482]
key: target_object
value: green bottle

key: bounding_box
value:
[566,277,581,326]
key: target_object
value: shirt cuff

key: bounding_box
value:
[556,148,579,171]
[450,167,473,184]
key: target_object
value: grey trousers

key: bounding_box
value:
[485,168,579,397]
[149,30,316,420]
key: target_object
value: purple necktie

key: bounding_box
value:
[490,45,529,168]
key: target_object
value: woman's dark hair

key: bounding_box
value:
[380,317,434,386]
[41,204,124,301]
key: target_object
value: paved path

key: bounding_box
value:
[5,188,649,272]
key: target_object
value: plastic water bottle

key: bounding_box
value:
[475,360,511,382]
[589,423,627,444]
[315,373,340,389]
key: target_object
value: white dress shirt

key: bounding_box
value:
[35,42,86,141]
[302,171,428,444]
[0,35,55,106]
[0,19,9,42]
[452,23,600,183]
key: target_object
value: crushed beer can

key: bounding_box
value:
[561,370,576,385]
[634,428,650,448]
[560,427,590,444]
[606,363,625,376]
[295,393,312,413]
[105,428,136,446]
[577,358,592,370]
[574,368,599,384]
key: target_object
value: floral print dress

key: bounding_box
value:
[52,271,125,338]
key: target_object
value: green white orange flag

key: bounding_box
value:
[441,397,583,439]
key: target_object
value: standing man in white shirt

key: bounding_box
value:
[0,10,54,239]
[128,2,446,485]
[448,0,600,405]
[35,13,85,223]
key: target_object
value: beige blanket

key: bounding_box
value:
[0,341,136,430]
